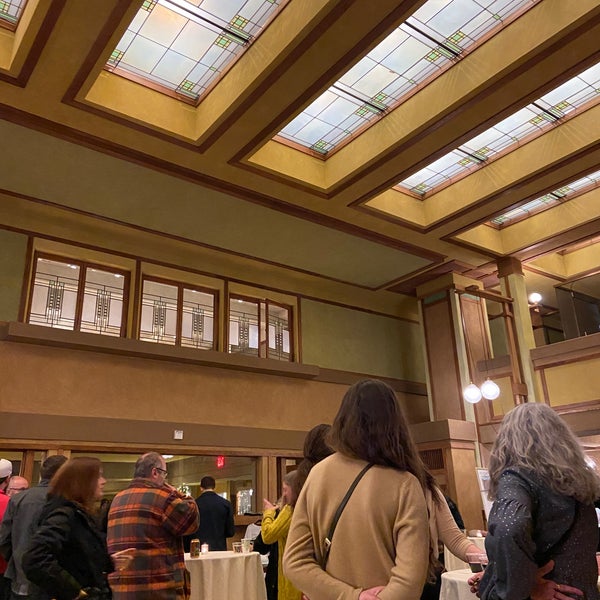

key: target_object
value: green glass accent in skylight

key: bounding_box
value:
[276,0,539,155]
[489,168,600,228]
[0,0,25,28]
[104,0,287,104]
[397,61,600,196]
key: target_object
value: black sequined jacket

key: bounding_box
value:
[480,468,599,600]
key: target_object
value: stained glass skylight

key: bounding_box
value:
[276,0,539,156]
[398,61,600,196]
[0,0,26,29]
[105,0,287,104]
[489,168,600,228]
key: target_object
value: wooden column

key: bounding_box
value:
[417,273,486,423]
[413,419,484,529]
[497,257,538,402]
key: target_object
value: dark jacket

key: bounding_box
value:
[193,490,235,551]
[480,468,600,600]
[0,480,51,599]
[22,496,113,600]
[253,528,278,600]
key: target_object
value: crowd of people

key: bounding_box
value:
[0,380,599,600]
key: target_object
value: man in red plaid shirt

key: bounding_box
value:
[107,452,199,599]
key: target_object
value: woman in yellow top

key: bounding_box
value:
[261,471,302,600]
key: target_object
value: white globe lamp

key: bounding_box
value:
[528,292,542,305]
[480,378,500,400]
[463,383,482,404]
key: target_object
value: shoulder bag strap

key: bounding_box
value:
[321,463,373,569]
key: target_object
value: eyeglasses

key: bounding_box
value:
[154,467,168,476]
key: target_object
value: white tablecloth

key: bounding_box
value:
[440,568,600,600]
[185,551,267,600]
[444,536,486,572]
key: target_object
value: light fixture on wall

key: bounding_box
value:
[528,292,542,305]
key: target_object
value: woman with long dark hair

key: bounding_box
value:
[292,424,333,502]
[23,457,132,600]
[283,379,432,600]
[477,403,600,600]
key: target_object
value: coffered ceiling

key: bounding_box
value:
[1,0,599,306]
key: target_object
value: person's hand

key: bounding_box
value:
[468,572,483,597]
[263,498,276,511]
[359,586,384,599]
[112,548,136,571]
[531,561,583,600]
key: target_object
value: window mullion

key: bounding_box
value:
[73,264,86,332]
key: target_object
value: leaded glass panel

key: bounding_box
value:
[140,280,178,345]
[29,258,80,331]
[276,0,538,155]
[180,288,215,350]
[490,168,600,227]
[228,297,259,357]
[105,0,287,103]
[80,269,125,337]
[397,61,600,196]
[267,303,291,361]
[0,0,26,29]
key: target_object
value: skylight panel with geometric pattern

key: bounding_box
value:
[276,0,539,156]
[0,0,26,29]
[490,168,600,228]
[105,0,287,104]
[397,61,600,196]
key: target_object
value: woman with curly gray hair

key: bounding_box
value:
[477,402,600,600]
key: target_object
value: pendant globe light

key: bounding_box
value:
[463,382,483,403]
[480,378,500,400]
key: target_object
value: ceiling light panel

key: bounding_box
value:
[105,0,286,104]
[490,168,600,228]
[397,62,600,196]
[276,0,539,156]
[0,0,26,29]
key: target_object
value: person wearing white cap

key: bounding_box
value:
[0,458,13,600]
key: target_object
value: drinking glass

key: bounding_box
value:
[466,552,488,573]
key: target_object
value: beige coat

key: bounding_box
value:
[283,453,429,600]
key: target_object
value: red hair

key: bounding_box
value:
[49,457,101,511]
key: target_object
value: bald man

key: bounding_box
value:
[6,476,29,498]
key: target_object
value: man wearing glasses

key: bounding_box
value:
[107,452,199,600]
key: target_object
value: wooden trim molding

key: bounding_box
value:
[0,412,307,453]
[0,321,427,392]
[316,368,427,396]
[0,321,319,379]
[530,331,600,369]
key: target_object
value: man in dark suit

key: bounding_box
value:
[193,475,235,551]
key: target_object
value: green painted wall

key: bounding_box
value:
[0,230,27,321]
[300,299,425,382]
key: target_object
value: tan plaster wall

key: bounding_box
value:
[0,340,428,447]
[0,341,341,431]
[300,298,426,382]
[543,359,600,407]
[0,229,27,321]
